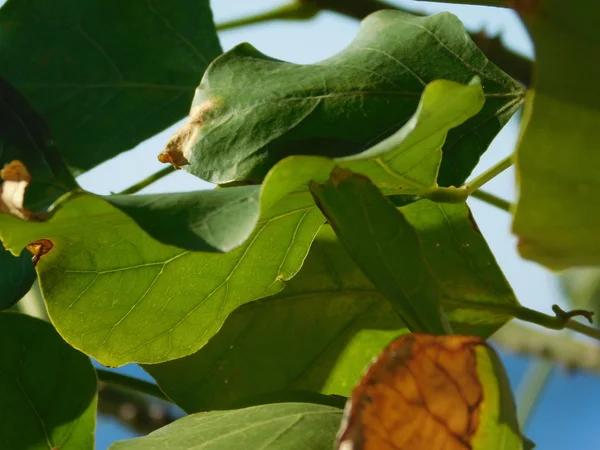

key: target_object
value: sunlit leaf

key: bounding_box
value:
[110,403,342,450]
[162,10,523,185]
[146,203,519,413]
[0,192,323,366]
[337,333,528,450]
[513,0,600,268]
[0,0,222,172]
[0,312,97,449]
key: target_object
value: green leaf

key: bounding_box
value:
[0,247,35,310]
[0,192,324,366]
[145,205,519,413]
[251,78,486,207]
[162,10,523,185]
[513,1,600,268]
[109,77,484,254]
[472,341,525,449]
[104,186,261,252]
[0,0,222,172]
[311,170,448,334]
[0,77,77,213]
[0,76,75,311]
[109,403,342,450]
[0,312,97,449]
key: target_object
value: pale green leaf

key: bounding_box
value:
[0,192,323,366]
[109,403,342,450]
[513,0,600,268]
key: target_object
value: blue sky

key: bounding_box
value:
[71,1,600,448]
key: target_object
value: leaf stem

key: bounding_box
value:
[470,189,512,213]
[117,166,175,195]
[216,2,319,31]
[96,369,170,402]
[444,299,600,340]
[516,359,553,428]
[462,153,514,194]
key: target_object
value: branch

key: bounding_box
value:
[301,0,532,86]
[492,321,600,374]
[98,382,179,435]
[96,369,170,402]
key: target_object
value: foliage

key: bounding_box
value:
[0,0,598,449]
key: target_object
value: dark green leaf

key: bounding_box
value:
[0,0,222,172]
[513,1,600,268]
[0,247,35,310]
[0,312,97,449]
[0,76,75,310]
[105,185,261,252]
[0,192,324,366]
[109,403,342,450]
[163,10,523,185]
[146,207,519,413]
[311,169,447,334]
[0,77,77,212]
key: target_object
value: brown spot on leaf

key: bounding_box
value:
[337,334,485,450]
[27,239,53,266]
[158,99,217,169]
[0,160,32,220]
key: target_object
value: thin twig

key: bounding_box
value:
[470,189,512,212]
[217,2,319,31]
[96,369,170,402]
[98,382,179,435]
[117,166,175,195]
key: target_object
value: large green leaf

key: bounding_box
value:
[311,170,447,334]
[0,192,323,366]
[0,0,222,172]
[162,10,523,185]
[145,203,519,413]
[0,312,97,449]
[513,0,600,268]
[109,403,342,450]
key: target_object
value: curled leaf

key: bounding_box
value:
[337,333,529,450]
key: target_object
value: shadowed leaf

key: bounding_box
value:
[0,0,222,172]
[0,312,97,449]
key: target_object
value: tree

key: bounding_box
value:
[0,0,598,448]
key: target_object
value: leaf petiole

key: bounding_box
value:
[216,2,319,32]
[96,369,170,402]
[462,153,515,195]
